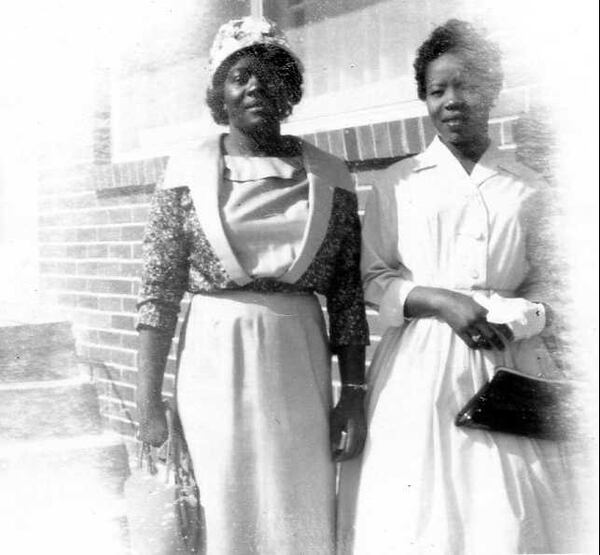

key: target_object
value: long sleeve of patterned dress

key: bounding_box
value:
[325,190,370,350]
[137,187,191,337]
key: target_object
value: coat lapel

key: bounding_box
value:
[161,135,252,286]
[161,136,341,287]
[278,140,335,284]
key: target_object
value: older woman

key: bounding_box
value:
[136,17,368,555]
[338,19,583,555]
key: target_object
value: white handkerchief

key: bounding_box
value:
[473,292,546,340]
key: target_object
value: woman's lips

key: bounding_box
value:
[245,101,270,112]
[443,116,467,127]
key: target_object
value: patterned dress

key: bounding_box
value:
[138,135,368,555]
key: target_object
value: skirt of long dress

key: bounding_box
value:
[337,317,588,555]
[176,291,335,555]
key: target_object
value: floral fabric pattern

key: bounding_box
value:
[137,186,369,349]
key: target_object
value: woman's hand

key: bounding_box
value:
[136,328,172,447]
[404,286,512,350]
[436,290,512,350]
[330,388,367,462]
[137,399,168,447]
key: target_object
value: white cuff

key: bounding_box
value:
[474,293,547,340]
[378,280,417,330]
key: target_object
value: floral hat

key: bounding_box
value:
[208,16,303,86]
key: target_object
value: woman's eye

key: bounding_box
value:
[428,89,444,98]
[229,71,248,84]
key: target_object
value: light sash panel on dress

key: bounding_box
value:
[220,155,309,279]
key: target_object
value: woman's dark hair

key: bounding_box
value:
[206,45,303,125]
[414,19,503,102]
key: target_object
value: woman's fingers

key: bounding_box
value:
[138,411,169,447]
[334,421,366,462]
[474,322,504,350]
[330,400,367,462]
[493,323,514,342]
[459,330,479,349]
[462,321,512,351]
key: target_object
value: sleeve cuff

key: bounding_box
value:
[378,279,417,330]
[476,293,547,340]
[136,301,179,336]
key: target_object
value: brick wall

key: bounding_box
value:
[37,89,533,437]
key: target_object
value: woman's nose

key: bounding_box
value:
[246,72,267,94]
[444,88,465,109]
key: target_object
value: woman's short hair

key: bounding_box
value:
[206,45,304,125]
[414,19,503,102]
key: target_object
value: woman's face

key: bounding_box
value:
[424,50,495,150]
[223,53,287,133]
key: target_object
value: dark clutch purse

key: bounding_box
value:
[455,367,581,440]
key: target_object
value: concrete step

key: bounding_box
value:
[0,432,131,555]
[0,320,79,383]
[0,344,80,383]
[0,377,103,441]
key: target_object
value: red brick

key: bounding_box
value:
[98,227,121,242]
[98,330,123,346]
[343,128,359,161]
[98,296,122,312]
[77,295,99,310]
[39,228,71,242]
[421,116,436,146]
[108,244,132,258]
[315,132,330,153]
[387,120,408,156]
[120,262,142,277]
[110,349,136,368]
[356,125,376,160]
[56,293,78,306]
[502,119,515,145]
[76,311,112,328]
[131,206,150,223]
[120,368,139,385]
[40,244,67,258]
[108,208,132,224]
[79,328,99,344]
[328,129,346,159]
[103,416,137,438]
[85,209,110,225]
[112,314,135,331]
[87,244,109,258]
[121,225,144,241]
[120,333,139,350]
[301,133,317,147]
[132,244,143,259]
[404,117,424,153]
[76,228,97,242]
[63,193,96,210]
[121,297,137,313]
[489,121,502,145]
[87,278,132,295]
[87,345,114,363]
[67,244,88,258]
[66,277,88,291]
[372,122,393,158]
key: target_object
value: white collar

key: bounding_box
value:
[414,135,523,186]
